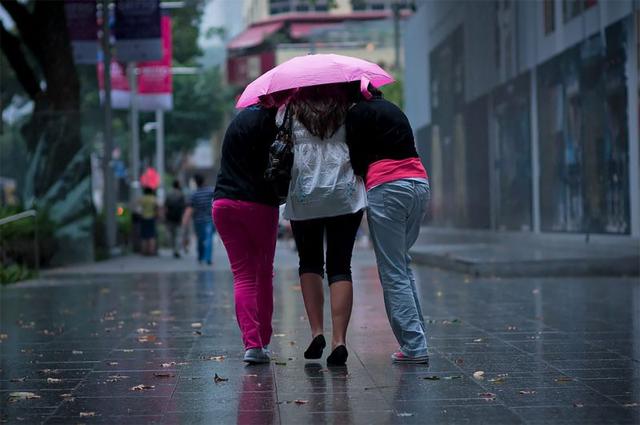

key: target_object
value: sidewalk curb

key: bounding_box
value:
[410,249,640,277]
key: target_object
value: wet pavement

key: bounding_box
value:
[1,242,639,424]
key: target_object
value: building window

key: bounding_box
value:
[563,0,597,23]
[269,0,291,15]
[543,0,555,34]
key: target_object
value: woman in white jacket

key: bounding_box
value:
[282,83,366,366]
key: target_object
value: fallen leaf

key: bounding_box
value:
[623,402,638,407]
[479,392,497,401]
[10,377,27,383]
[473,338,484,343]
[149,310,162,315]
[436,291,443,297]
[519,390,536,395]
[423,375,462,381]
[273,333,287,337]
[455,358,464,365]
[191,322,202,329]
[506,325,517,331]
[153,372,175,378]
[573,402,584,408]
[71,350,83,355]
[397,412,414,417]
[136,328,150,334]
[79,412,96,417]
[555,377,573,383]
[473,371,485,380]
[532,289,540,294]
[214,373,228,383]
[489,377,507,384]
[193,331,202,336]
[277,399,309,405]
[275,361,287,366]
[106,361,119,366]
[47,378,62,384]
[60,393,73,399]
[0,334,7,341]
[364,385,394,390]
[122,349,134,353]
[137,335,156,343]
[245,374,258,377]
[161,362,176,368]
[208,355,225,362]
[106,375,129,382]
[38,369,59,375]
[130,384,155,391]
[8,392,41,402]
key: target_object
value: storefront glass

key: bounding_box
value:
[493,73,532,231]
[537,19,630,234]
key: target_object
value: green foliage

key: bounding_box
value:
[0,263,35,285]
[165,0,206,65]
[94,204,133,258]
[0,206,56,267]
[381,71,404,110]
[140,66,231,166]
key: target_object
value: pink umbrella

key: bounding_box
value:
[140,167,160,190]
[235,53,394,108]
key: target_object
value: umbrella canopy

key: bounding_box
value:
[140,167,160,190]
[235,53,394,108]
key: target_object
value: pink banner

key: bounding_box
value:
[98,15,172,111]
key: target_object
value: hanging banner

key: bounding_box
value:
[114,0,162,62]
[97,60,131,109]
[98,15,172,111]
[136,14,173,111]
[64,0,98,64]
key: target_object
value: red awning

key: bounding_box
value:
[289,22,340,39]
[227,22,284,50]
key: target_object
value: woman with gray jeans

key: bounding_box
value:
[345,86,431,364]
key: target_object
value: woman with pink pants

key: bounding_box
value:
[212,102,282,364]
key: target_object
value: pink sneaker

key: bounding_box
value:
[391,351,429,364]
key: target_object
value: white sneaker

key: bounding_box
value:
[243,348,270,364]
[391,351,429,364]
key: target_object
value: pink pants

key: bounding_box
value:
[212,199,279,350]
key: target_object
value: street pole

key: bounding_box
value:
[155,109,165,204]
[101,0,116,253]
[392,1,401,70]
[128,62,140,201]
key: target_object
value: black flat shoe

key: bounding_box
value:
[304,335,326,359]
[326,345,348,366]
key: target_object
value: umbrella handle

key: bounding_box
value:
[360,77,372,100]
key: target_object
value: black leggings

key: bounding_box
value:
[290,210,364,284]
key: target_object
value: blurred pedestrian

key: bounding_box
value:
[346,85,430,364]
[165,180,185,258]
[138,187,159,256]
[284,83,367,366]
[182,174,215,265]
[212,94,287,364]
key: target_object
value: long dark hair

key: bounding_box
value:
[290,82,360,140]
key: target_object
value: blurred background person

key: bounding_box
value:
[165,180,186,259]
[138,187,159,256]
[182,174,215,266]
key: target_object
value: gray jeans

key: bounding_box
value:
[367,178,430,357]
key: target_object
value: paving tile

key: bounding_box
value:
[511,405,640,424]
[2,248,638,424]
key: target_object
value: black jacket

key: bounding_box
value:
[345,96,419,178]
[213,105,280,207]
